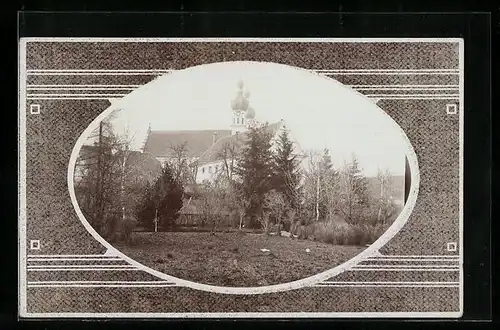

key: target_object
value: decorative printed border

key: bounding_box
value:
[18,37,464,318]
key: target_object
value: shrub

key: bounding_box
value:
[362,223,388,244]
[122,217,137,244]
[229,211,240,228]
[311,221,349,245]
[346,225,366,245]
[313,222,335,244]
[309,219,388,246]
[104,214,122,242]
[305,225,315,240]
[259,211,271,235]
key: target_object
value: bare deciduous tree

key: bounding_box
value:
[303,149,322,221]
[217,141,239,182]
[168,142,192,184]
[322,172,342,222]
[226,184,250,231]
[338,154,368,224]
[264,190,287,236]
[197,175,231,234]
[375,167,396,225]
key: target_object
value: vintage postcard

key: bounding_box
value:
[18,38,463,318]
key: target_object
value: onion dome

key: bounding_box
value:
[231,81,249,111]
[245,106,256,119]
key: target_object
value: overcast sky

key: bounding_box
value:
[101,61,409,177]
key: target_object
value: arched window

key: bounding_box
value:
[202,167,205,173]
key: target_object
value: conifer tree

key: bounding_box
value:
[273,127,302,210]
[318,148,337,221]
[136,181,156,231]
[340,154,368,222]
[319,148,333,173]
[154,164,184,231]
[136,164,184,231]
[234,124,274,228]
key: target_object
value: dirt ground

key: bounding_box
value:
[114,231,365,287]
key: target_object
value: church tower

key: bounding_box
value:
[245,105,257,129]
[230,80,250,135]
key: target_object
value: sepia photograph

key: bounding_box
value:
[73,62,407,287]
[19,37,464,317]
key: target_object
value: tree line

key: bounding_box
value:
[181,122,402,240]
[75,117,401,245]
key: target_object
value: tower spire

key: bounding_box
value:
[230,80,251,135]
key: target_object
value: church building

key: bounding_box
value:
[141,80,305,184]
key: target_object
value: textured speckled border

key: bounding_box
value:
[18,38,463,318]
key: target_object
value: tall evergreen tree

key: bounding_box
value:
[154,164,184,231]
[136,181,156,231]
[349,154,369,205]
[318,148,337,221]
[319,148,333,173]
[340,154,368,222]
[136,164,184,231]
[273,127,302,210]
[234,124,274,228]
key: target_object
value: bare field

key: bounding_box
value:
[114,231,365,287]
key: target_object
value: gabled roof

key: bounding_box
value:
[125,151,162,173]
[142,129,232,158]
[197,134,246,164]
[197,121,284,164]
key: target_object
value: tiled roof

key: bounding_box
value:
[112,150,163,183]
[142,129,232,158]
[125,151,162,172]
[197,121,283,164]
[197,134,246,164]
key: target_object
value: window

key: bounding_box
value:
[215,165,219,171]
[242,118,245,124]
[202,167,205,174]
[236,117,239,124]
[209,166,212,173]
